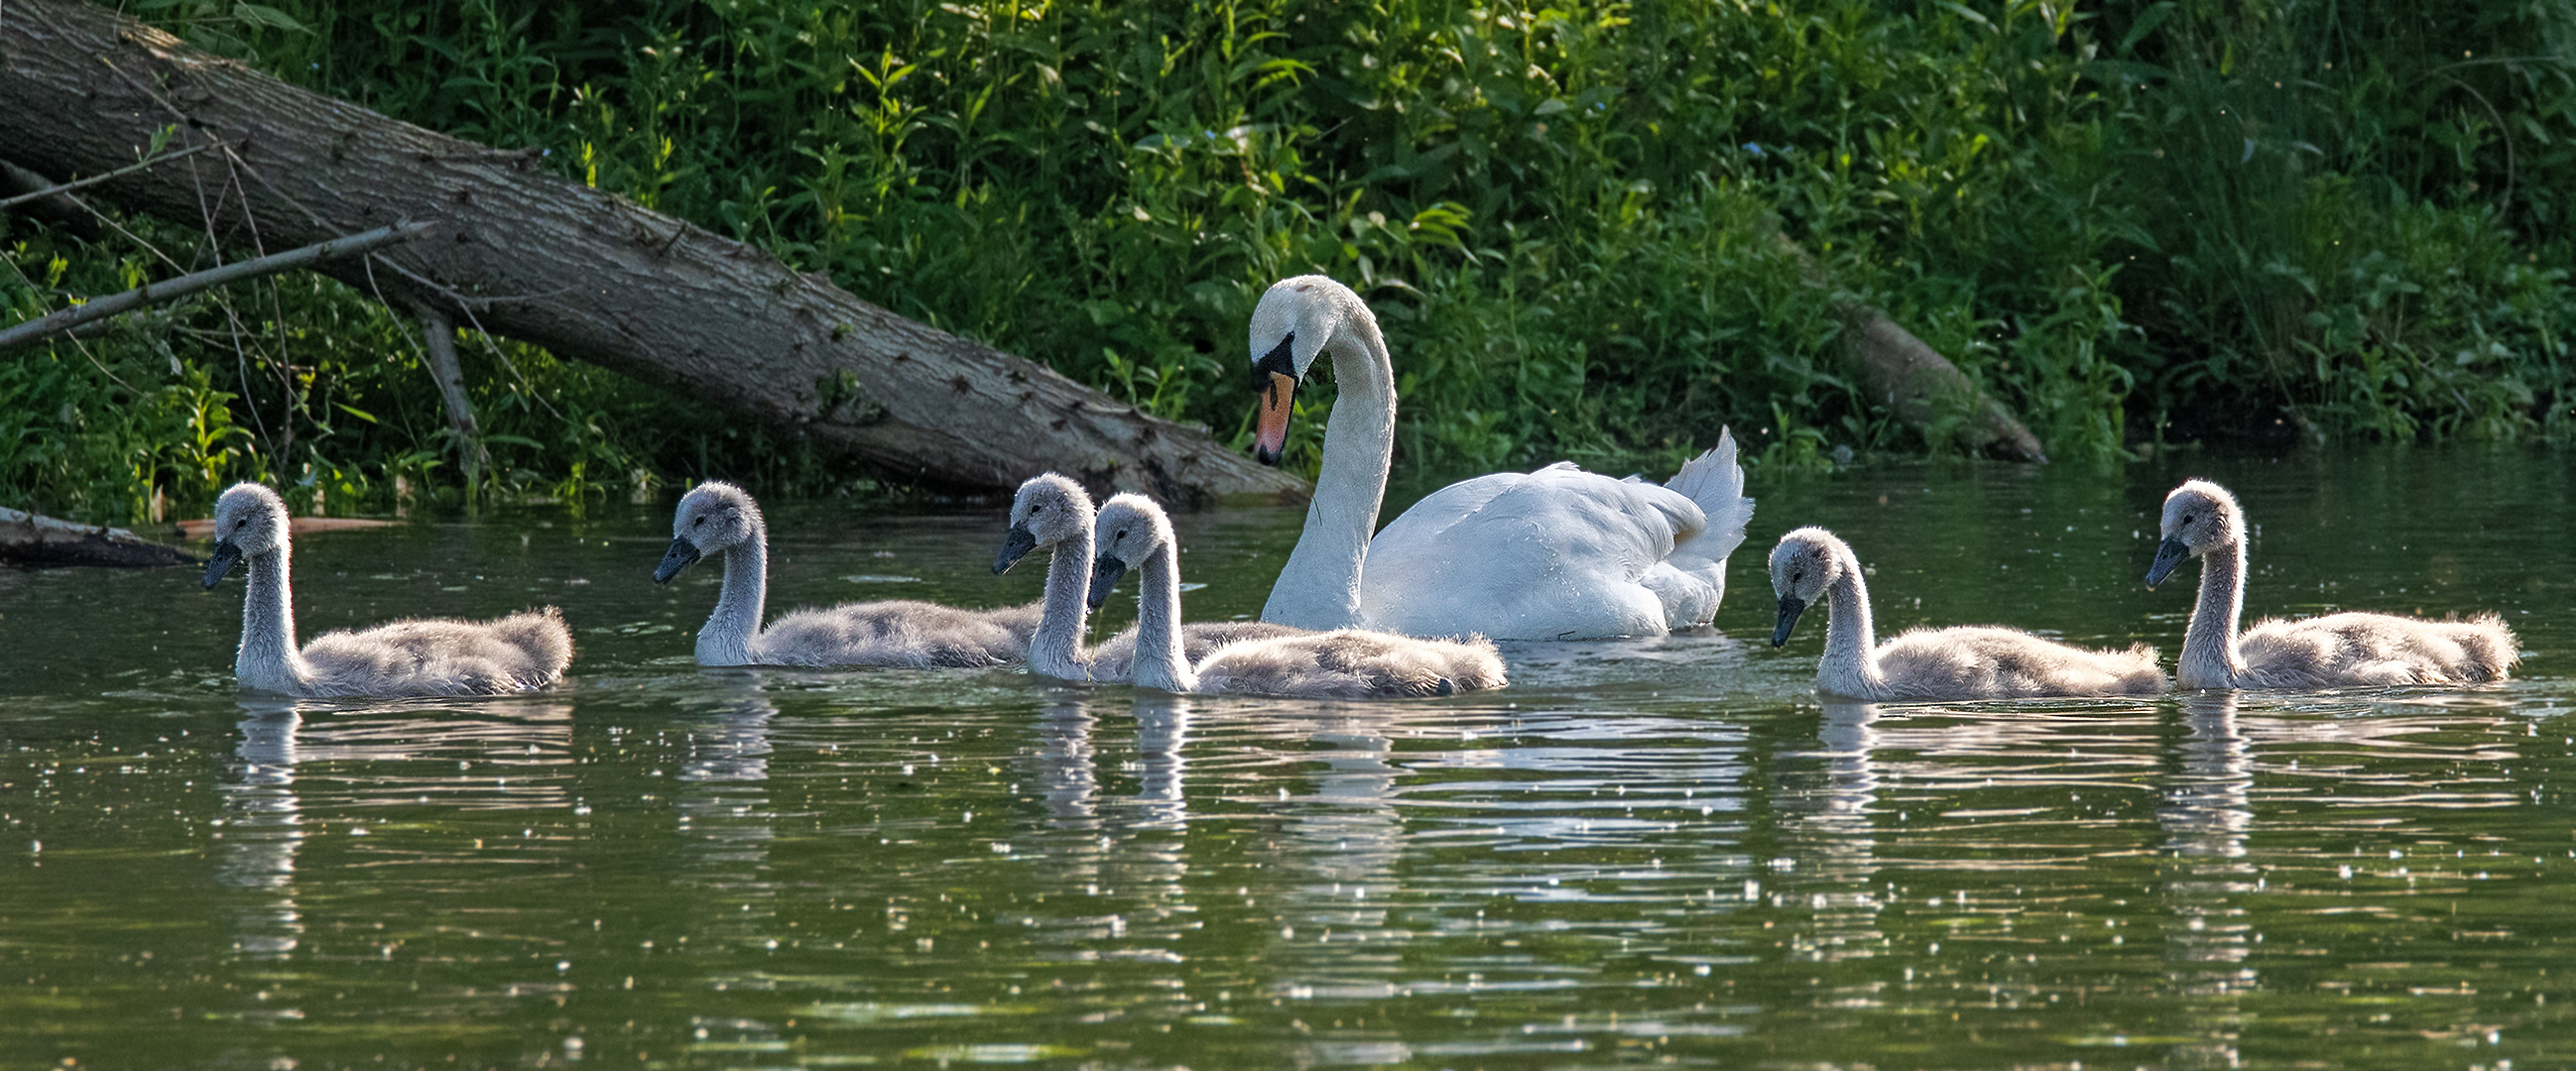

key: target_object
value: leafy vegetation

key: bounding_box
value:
[5,0,2572,523]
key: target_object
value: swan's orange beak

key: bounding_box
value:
[1250,334,1299,466]
[1254,371,1295,465]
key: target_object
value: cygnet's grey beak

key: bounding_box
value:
[993,526,1038,575]
[1086,555,1130,611]
[654,537,702,585]
[2145,536,2190,589]
[1771,595,1807,648]
[200,539,244,590]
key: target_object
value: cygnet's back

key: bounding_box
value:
[300,608,574,696]
[2236,611,2516,688]
[757,599,1036,667]
[1089,620,1309,679]
[1873,626,2166,700]
[1195,628,1508,698]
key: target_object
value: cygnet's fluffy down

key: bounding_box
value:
[1770,527,2165,701]
[201,482,572,697]
[1190,627,1508,698]
[657,480,1036,667]
[754,600,1040,668]
[2147,479,2517,689]
[1089,492,1506,698]
[1089,621,1309,680]
[993,472,1316,681]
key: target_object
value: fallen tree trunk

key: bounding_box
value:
[1843,313,2048,463]
[0,0,1306,505]
[0,507,194,568]
[1764,229,2046,463]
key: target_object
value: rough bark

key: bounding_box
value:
[0,0,1306,504]
[0,507,194,568]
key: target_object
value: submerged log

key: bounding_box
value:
[0,0,1306,505]
[0,508,194,568]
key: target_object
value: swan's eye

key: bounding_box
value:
[2181,514,2195,525]
[692,517,705,528]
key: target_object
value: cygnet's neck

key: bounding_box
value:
[1129,541,1198,692]
[235,542,312,693]
[1815,558,1891,701]
[1028,523,1096,680]
[1263,321,1397,631]
[2178,536,2250,688]
[697,528,769,666]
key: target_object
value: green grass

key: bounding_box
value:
[5,0,2573,523]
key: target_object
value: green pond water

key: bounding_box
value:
[2,448,2572,1070]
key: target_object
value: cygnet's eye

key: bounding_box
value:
[2181,514,2196,525]
[692,516,705,528]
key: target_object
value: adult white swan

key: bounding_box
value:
[1246,275,1756,641]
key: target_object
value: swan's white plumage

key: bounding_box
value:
[660,481,1035,667]
[1096,494,1506,697]
[1250,275,1753,641]
[2149,479,2517,689]
[997,474,1303,681]
[202,482,572,697]
[1770,527,2166,701]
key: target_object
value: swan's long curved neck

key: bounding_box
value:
[1029,525,1096,680]
[1131,542,1198,692]
[236,546,310,692]
[1263,320,1398,631]
[1818,563,1890,700]
[699,529,769,665]
[2179,539,2249,687]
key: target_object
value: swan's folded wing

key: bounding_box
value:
[1358,465,1707,639]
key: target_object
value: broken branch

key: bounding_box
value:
[0,220,429,350]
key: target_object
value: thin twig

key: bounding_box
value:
[0,143,211,211]
[0,221,429,349]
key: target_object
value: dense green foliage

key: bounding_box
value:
[6,0,2573,523]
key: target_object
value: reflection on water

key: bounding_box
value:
[2,448,2572,1067]
[222,705,305,958]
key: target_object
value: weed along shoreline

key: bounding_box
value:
[7,0,2574,526]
